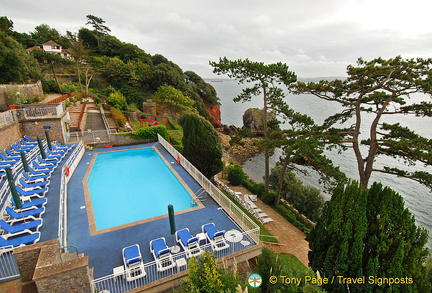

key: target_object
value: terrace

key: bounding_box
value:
[1,135,261,292]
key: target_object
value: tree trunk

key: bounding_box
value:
[263,86,269,193]
[50,63,62,94]
[275,156,290,206]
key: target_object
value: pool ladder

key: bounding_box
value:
[191,188,207,206]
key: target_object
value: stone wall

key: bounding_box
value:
[0,121,22,152]
[0,80,44,105]
[19,115,68,144]
[14,239,92,293]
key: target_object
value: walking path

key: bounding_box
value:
[218,177,310,267]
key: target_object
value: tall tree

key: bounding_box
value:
[85,15,111,36]
[292,56,432,190]
[153,85,196,117]
[0,16,13,34]
[0,34,42,83]
[31,50,73,93]
[67,31,86,92]
[266,95,346,205]
[179,111,223,179]
[308,181,430,292]
[210,57,297,192]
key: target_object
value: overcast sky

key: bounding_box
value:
[3,0,432,78]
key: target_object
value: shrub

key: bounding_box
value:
[275,205,309,233]
[110,107,126,127]
[128,125,168,140]
[262,191,277,205]
[227,164,245,186]
[242,179,266,197]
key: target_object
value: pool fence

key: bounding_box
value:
[157,134,260,242]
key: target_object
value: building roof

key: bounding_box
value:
[42,40,61,46]
[26,45,43,51]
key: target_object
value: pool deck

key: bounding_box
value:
[66,143,250,278]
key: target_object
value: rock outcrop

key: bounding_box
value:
[243,108,264,131]
[205,104,222,127]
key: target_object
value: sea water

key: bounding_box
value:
[209,78,432,246]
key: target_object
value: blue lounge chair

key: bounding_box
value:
[202,223,229,251]
[11,197,47,209]
[45,149,64,159]
[51,144,69,153]
[55,140,74,148]
[150,237,176,272]
[19,178,49,189]
[32,161,56,170]
[5,148,20,158]
[122,244,146,281]
[0,152,20,162]
[20,138,37,146]
[0,219,42,235]
[0,161,15,167]
[0,232,40,248]
[5,206,45,222]
[22,171,51,182]
[37,155,60,164]
[16,185,48,198]
[175,228,203,258]
[24,135,37,143]
[28,166,52,175]
[36,157,58,167]
[11,143,33,153]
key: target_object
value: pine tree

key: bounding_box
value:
[308,181,430,292]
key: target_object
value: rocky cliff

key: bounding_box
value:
[205,104,222,127]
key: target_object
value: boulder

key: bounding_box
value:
[243,108,264,131]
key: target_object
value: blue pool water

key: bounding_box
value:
[87,148,196,230]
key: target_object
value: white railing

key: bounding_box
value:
[58,141,85,248]
[91,230,258,293]
[68,130,111,144]
[0,111,13,126]
[157,134,260,242]
[0,246,19,281]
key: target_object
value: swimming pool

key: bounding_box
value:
[86,147,198,231]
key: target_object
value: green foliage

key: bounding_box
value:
[292,56,432,190]
[275,205,309,233]
[110,107,126,127]
[257,247,322,292]
[227,164,245,185]
[153,85,196,117]
[176,252,243,293]
[179,111,223,179]
[128,125,168,140]
[210,57,298,192]
[0,33,42,83]
[107,91,127,111]
[242,179,266,197]
[308,181,430,292]
[269,165,324,222]
[262,191,277,205]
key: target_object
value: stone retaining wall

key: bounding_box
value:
[0,121,22,152]
[0,80,44,105]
